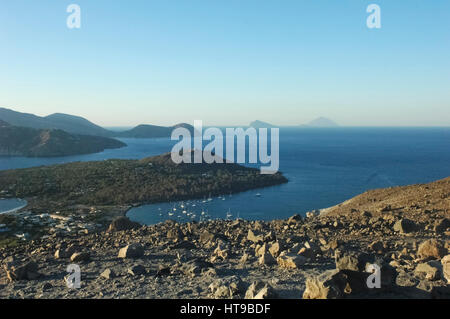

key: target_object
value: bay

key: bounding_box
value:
[1,127,449,224]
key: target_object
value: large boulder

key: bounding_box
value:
[259,253,277,266]
[298,241,321,259]
[209,276,246,299]
[4,260,40,282]
[393,218,417,234]
[269,241,283,257]
[128,264,146,276]
[54,245,77,259]
[435,218,450,233]
[277,253,306,269]
[181,258,214,277]
[368,240,386,254]
[118,243,144,259]
[100,268,116,280]
[395,270,419,288]
[247,230,264,243]
[334,250,396,292]
[255,243,268,257]
[107,217,141,232]
[302,266,384,299]
[211,244,229,262]
[70,252,91,263]
[414,261,442,281]
[335,250,372,272]
[303,269,348,299]
[417,239,447,260]
[245,281,278,299]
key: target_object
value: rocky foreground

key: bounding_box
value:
[0,178,449,299]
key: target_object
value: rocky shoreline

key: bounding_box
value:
[0,151,287,245]
[0,177,449,299]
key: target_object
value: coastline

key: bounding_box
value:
[0,176,448,299]
[0,199,27,215]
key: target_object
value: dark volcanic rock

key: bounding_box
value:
[128,265,146,276]
[393,218,417,234]
[335,250,372,272]
[303,269,349,299]
[4,260,40,282]
[435,218,450,233]
[245,281,278,299]
[107,217,141,233]
[118,243,144,259]
[70,252,91,263]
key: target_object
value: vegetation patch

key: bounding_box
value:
[0,153,288,209]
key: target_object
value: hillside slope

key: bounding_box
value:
[0,108,112,137]
[321,177,450,224]
[0,107,196,139]
[0,123,125,157]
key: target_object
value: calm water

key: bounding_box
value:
[0,138,175,171]
[0,199,27,214]
[0,128,449,224]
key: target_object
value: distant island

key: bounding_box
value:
[0,120,125,157]
[250,118,339,128]
[249,120,276,128]
[115,123,195,138]
[301,117,339,127]
[0,107,194,139]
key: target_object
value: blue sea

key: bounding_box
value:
[0,128,449,223]
[0,198,27,215]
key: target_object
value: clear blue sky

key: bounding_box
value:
[0,1,449,126]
